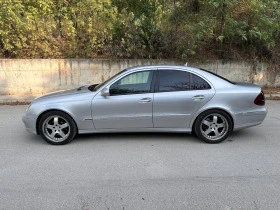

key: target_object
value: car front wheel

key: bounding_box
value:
[39,111,77,145]
[195,110,233,144]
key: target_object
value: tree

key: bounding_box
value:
[0,0,279,62]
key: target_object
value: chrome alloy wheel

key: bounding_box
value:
[200,113,229,141]
[42,115,70,142]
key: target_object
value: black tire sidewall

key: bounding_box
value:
[195,110,233,144]
[39,111,77,145]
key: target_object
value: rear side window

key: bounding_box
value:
[158,70,190,92]
[158,70,211,92]
[191,74,211,90]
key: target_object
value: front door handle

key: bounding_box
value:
[192,95,205,101]
[139,98,152,103]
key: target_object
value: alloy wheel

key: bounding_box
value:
[42,115,70,142]
[200,113,229,141]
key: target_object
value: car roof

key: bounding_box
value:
[126,65,210,77]
[127,65,208,74]
[127,65,192,70]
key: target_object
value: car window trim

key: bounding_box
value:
[154,69,160,92]
[150,70,158,93]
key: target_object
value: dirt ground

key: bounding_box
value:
[262,87,280,94]
[262,87,280,100]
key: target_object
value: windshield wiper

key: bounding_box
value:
[77,86,86,91]
[88,84,99,91]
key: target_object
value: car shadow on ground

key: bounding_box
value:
[24,133,47,145]
[225,129,256,143]
[74,132,200,144]
[24,129,254,145]
[74,128,254,144]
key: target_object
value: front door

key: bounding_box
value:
[91,70,154,129]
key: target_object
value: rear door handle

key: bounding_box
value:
[139,98,152,103]
[192,95,205,101]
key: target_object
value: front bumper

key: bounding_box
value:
[22,114,37,134]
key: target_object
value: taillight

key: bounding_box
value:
[254,91,265,106]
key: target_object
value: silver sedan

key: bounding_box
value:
[22,65,267,145]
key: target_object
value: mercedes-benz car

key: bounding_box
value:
[22,65,267,145]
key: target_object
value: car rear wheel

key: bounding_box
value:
[39,111,77,145]
[195,110,232,144]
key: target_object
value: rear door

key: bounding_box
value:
[153,69,215,129]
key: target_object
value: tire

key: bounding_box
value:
[194,109,233,144]
[38,111,77,145]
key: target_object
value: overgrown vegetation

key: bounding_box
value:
[0,0,279,62]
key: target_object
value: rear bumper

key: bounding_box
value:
[233,108,267,130]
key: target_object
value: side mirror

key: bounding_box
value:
[101,87,110,97]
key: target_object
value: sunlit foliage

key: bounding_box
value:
[0,0,279,61]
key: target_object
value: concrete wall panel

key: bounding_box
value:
[0,59,279,97]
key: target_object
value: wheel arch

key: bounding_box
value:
[36,109,78,135]
[191,108,234,134]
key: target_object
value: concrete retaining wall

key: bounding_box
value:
[199,61,280,86]
[0,59,279,97]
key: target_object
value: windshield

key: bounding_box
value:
[91,69,127,91]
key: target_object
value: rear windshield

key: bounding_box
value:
[199,68,236,84]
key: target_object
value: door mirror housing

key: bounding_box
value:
[101,87,110,97]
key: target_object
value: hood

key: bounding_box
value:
[37,86,91,100]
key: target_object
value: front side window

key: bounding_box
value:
[110,71,153,95]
